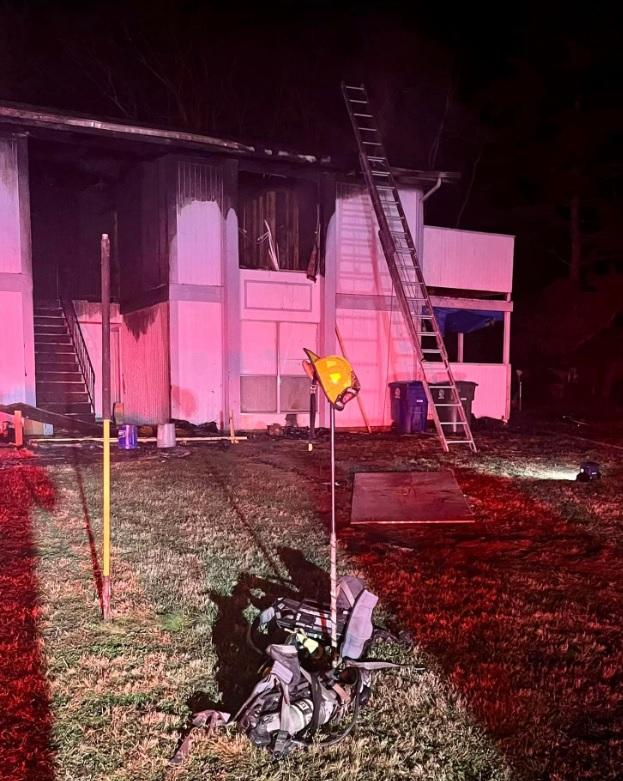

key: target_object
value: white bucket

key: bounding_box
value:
[157,422,176,448]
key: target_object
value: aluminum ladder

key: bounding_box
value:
[341,82,476,452]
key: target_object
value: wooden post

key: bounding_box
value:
[335,324,372,433]
[457,332,464,363]
[14,409,23,447]
[101,234,112,620]
[503,311,511,366]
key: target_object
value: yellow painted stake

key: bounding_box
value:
[101,232,112,619]
[102,418,111,619]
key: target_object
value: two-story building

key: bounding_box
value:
[0,103,514,430]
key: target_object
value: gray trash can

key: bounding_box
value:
[429,381,478,433]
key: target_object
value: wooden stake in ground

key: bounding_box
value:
[101,234,112,620]
[335,325,372,433]
[13,409,23,447]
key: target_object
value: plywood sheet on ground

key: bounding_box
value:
[351,470,474,525]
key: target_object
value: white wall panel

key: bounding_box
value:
[173,161,223,286]
[423,226,514,292]
[240,269,320,323]
[0,291,26,403]
[240,320,277,374]
[169,300,222,424]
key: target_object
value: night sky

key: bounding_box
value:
[2,1,622,298]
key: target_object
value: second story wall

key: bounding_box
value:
[423,226,514,293]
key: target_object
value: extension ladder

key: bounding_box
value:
[342,82,476,452]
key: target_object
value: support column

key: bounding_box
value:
[319,173,337,428]
[457,332,465,362]
[222,159,241,429]
[503,307,512,420]
[0,134,35,406]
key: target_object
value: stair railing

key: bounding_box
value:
[60,294,96,415]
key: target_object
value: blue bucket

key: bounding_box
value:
[118,424,138,450]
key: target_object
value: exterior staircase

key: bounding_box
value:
[34,301,95,421]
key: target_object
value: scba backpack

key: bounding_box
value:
[170,576,400,765]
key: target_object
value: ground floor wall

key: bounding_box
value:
[76,300,170,424]
[72,290,510,428]
[0,289,35,406]
[169,298,223,425]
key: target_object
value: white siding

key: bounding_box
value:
[423,226,514,293]
[171,160,223,286]
[0,135,35,405]
[169,299,222,424]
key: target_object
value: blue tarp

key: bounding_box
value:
[433,307,504,335]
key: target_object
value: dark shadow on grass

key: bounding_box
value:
[0,461,56,780]
[71,453,103,611]
[197,548,328,715]
[209,468,287,586]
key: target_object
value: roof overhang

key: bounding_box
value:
[0,100,460,185]
[0,101,329,167]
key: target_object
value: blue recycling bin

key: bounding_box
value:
[388,381,428,434]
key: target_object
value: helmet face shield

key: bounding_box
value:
[302,349,360,409]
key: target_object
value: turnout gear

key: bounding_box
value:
[169,577,400,765]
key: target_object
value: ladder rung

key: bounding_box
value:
[363,141,382,145]
[446,440,473,444]
[440,421,468,426]
[422,348,442,353]
[354,113,373,118]
[359,127,379,131]
[368,156,387,162]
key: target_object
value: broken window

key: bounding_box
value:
[238,173,319,272]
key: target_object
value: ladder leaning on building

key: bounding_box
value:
[341,82,477,453]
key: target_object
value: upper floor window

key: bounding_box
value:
[239,172,319,273]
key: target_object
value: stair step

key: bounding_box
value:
[35,341,75,354]
[37,389,89,403]
[34,306,61,315]
[39,401,93,415]
[36,370,84,382]
[35,333,72,345]
[35,355,79,369]
[36,378,86,390]
[34,325,69,336]
[34,313,64,323]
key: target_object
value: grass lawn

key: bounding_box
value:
[1,421,622,780]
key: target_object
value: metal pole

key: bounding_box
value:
[330,404,337,652]
[101,233,112,620]
[308,383,317,452]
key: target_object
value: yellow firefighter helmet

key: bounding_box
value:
[302,349,360,410]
